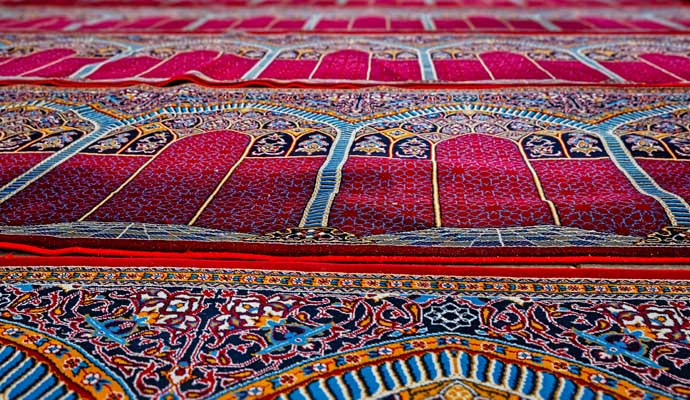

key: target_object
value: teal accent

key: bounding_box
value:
[306,381,329,399]
[474,355,489,382]
[392,359,410,385]
[406,356,423,382]
[538,372,558,399]
[25,373,58,399]
[506,363,521,390]
[422,352,439,379]
[522,368,536,395]
[44,385,70,400]
[439,350,453,376]
[0,358,33,392]
[491,360,505,385]
[377,363,398,390]
[342,372,363,400]
[0,351,23,377]
[326,377,348,400]
[559,378,577,400]
[359,366,380,396]
[287,388,308,400]
[8,363,46,398]
[458,351,471,377]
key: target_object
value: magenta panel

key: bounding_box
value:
[272,19,306,29]
[0,49,75,76]
[391,19,424,30]
[154,19,195,30]
[370,59,421,81]
[259,59,318,80]
[537,60,609,82]
[437,135,553,228]
[433,19,470,30]
[468,16,508,29]
[311,50,369,80]
[195,157,324,234]
[508,19,545,30]
[86,56,161,80]
[480,52,551,80]
[119,17,167,29]
[434,59,492,81]
[0,155,147,225]
[329,157,435,236]
[551,19,591,30]
[89,131,250,225]
[639,53,690,80]
[314,19,349,30]
[352,16,386,29]
[532,159,668,236]
[24,57,101,78]
[140,50,219,79]
[195,54,258,81]
[599,61,680,83]
[196,19,236,31]
[236,17,273,29]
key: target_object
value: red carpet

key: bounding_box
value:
[0,0,689,398]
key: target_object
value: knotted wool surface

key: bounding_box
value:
[0,0,689,399]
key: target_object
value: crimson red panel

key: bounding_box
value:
[551,20,591,30]
[599,61,679,83]
[637,160,690,203]
[532,159,668,236]
[433,19,470,30]
[329,157,434,236]
[86,56,161,80]
[434,59,492,81]
[195,54,258,81]
[0,153,50,187]
[468,16,508,29]
[154,19,195,30]
[195,157,324,234]
[312,50,369,80]
[0,49,75,76]
[639,54,690,80]
[0,155,147,225]
[437,135,553,227]
[119,17,166,29]
[89,131,250,225]
[237,16,273,29]
[314,19,349,30]
[272,19,306,29]
[391,20,424,30]
[537,60,608,82]
[508,19,544,30]
[24,57,101,78]
[353,16,386,29]
[259,59,318,80]
[370,59,421,81]
[196,19,236,31]
[141,50,218,79]
[480,52,551,80]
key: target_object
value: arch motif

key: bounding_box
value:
[227,335,669,400]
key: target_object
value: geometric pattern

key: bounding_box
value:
[0,266,688,400]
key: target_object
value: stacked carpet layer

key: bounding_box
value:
[0,0,689,399]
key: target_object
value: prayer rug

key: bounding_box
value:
[1,0,689,398]
[0,85,689,264]
[0,266,688,400]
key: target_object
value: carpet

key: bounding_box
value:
[0,266,688,399]
[0,85,689,264]
[1,0,690,398]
